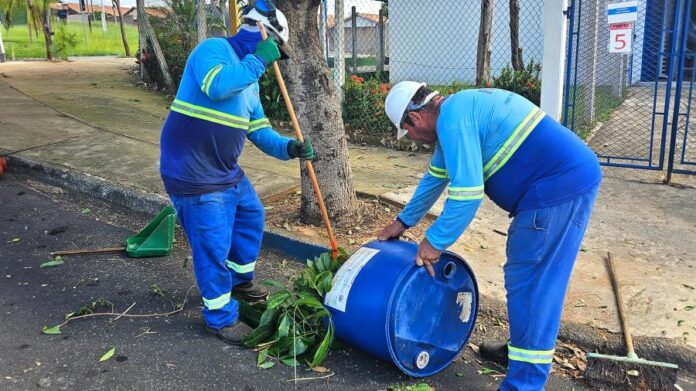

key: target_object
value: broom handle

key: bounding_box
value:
[607,252,636,357]
[257,22,339,258]
[52,247,126,256]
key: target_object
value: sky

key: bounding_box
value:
[60,0,383,14]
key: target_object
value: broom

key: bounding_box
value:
[584,252,679,390]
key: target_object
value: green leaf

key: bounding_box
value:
[295,297,325,310]
[258,361,275,369]
[267,291,291,310]
[258,308,278,328]
[281,357,299,367]
[99,347,115,362]
[40,259,64,268]
[278,314,291,338]
[293,339,308,356]
[257,349,269,365]
[678,320,685,326]
[311,322,334,367]
[685,305,695,311]
[80,208,91,215]
[479,367,499,375]
[260,279,286,289]
[242,325,274,347]
[42,325,61,335]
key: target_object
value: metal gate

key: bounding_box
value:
[563,0,696,179]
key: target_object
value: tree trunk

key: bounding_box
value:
[26,1,33,43]
[275,0,358,224]
[509,0,523,71]
[137,0,175,94]
[137,4,149,82]
[39,0,52,60]
[197,0,206,43]
[476,0,494,86]
[113,0,131,56]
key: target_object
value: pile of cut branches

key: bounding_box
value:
[240,249,350,369]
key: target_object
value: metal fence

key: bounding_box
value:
[319,0,546,88]
[563,0,696,178]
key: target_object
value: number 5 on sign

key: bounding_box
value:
[609,23,633,53]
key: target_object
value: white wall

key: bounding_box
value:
[389,0,545,85]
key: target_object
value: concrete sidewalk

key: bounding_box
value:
[2,58,695,364]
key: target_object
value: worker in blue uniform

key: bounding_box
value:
[378,82,601,390]
[159,1,315,344]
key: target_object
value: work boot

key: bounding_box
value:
[479,341,509,367]
[207,320,253,345]
[232,281,268,303]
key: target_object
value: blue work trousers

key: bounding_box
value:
[169,176,264,329]
[500,185,599,391]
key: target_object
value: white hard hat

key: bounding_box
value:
[242,1,289,47]
[386,81,435,139]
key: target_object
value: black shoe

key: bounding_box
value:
[207,320,253,345]
[479,341,509,367]
[232,281,269,303]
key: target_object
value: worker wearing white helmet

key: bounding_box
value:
[160,0,314,345]
[379,81,602,391]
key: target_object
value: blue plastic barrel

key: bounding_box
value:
[324,240,479,377]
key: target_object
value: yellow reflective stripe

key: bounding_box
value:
[248,118,271,133]
[507,355,554,364]
[447,185,484,201]
[203,292,230,310]
[201,64,223,96]
[507,344,554,364]
[483,108,545,181]
[226,260,256,274]
[170,99,250,129]
[508,345,555,356]
[428,165,448,179]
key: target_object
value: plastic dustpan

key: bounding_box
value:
[125,206,176,258]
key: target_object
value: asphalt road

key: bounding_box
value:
[0,172,588,390]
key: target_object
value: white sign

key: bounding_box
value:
[609,23,633,53]
[324,247,379,312]
[608,1,638,24]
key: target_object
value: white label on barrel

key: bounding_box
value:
[457,292,473,323]
[324,247,380,312]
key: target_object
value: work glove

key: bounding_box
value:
[287,139,316,161]
[254,37,281,66]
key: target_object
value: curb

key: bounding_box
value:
[6,154,696,377]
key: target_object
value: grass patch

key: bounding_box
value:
[2,22,138,59]
[563,85,624,140]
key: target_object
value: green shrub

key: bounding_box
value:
[342,75,392,136]
[52,23,79,60]
[259,70,289,121]
[492,59,542,105]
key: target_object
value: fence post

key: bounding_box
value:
[351,6,357,74]
[377,8,384,76]
[540,0,569,120]
[581,0,598,125]
[334,0,345,100]
[319,0,328,63]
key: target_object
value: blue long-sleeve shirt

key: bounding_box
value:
[398,89,601,251]
[160,36,293,196]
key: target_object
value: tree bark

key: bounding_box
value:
[275,0,358,224]
[113,0,131,57]
[25,1,33,43]
[476,0,494,86]
[40,0,51,60]
[137,3,149,81]
[509,0,523,71]
[197,0,206,43]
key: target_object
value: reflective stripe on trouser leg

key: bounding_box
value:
[227,176,265,288]
[500,186,599,391]
[169,186,241,329]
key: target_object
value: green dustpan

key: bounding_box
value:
[125,206,177,258]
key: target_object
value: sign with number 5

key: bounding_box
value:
[609,23,633,53]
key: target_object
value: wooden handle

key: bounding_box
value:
[606,252,635,355]
[52,247,126,256]
[257,23,339,257]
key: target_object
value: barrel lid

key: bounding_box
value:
[386,251,478,377]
